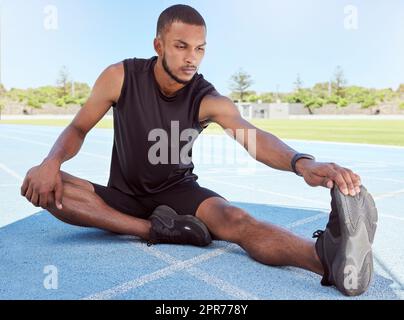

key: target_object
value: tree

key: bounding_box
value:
[333,66,347,97]
[229,69,254,102]
[258,92,274,103]
[293,74,303,92]
[0,84,5,120]
[0,101,4,120]
[286,88,327,115]
[0,83,6,95]
[57,66,70,97]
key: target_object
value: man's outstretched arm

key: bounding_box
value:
[199,94,361,197]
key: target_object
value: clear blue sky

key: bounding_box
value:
[1,0,403,95]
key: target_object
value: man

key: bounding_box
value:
[21,5,377,296]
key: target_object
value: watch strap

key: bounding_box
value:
[291,153,315,177]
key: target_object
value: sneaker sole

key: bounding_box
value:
[151,206,212,246]
[332,185,378,296]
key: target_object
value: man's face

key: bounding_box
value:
[156,21,207,85]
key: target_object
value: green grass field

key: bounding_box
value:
[1,118,404,146]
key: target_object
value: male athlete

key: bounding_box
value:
[21,5,378,296]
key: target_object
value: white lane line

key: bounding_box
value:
[204,177,404,225]
[0,134,109,160]
[0,134,50,147]
[380,214,404,222]
[374,189,404,201]
[285,213,328,229]
[356,168,404,174]
[205,176,404,211]
[0,128,59,138]
[203,177,329,207]
[83,243,238,300]
[284,138,404,150]
[135,243,259,300]
[285,210,404,227]
[393,290,404,300]
[0,128,112,145]
[373,255,404,292]
[201,134,404,150]
[317,154,404,167]
[85,210,332,301]
[365,177,404,184]
[0,162,24,181]
[83,205,403,300]
[186,268,259,300]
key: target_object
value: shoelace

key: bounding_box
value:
[312,230,324,239]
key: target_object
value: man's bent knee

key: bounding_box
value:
[60,171,95,192]
[222,206,256,238]
[44,184,90,228]
[197,199,256,242]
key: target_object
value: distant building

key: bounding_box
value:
[236,102,308,119]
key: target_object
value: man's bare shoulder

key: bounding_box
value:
[107,61,124,74]
[202,91,229,104]
[93,62,124,104]
[200,92,238,120]
[103,62,124,85]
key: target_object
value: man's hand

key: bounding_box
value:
[20,160,64,209]
[296,159,362,196]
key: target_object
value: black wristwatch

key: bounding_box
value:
[291,153,316,177]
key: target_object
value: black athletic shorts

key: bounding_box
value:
[89,180,226,219]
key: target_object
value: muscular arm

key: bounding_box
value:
[21,62,124,209]
[44,62,124,168]
[199,95,362,196]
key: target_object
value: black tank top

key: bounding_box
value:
[108,56,217,196]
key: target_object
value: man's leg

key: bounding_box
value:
[196,197,324,275]
[43,171,151,240]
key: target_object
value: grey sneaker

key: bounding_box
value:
[148,205,212,247]
[313,185,378,296]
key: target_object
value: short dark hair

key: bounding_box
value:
[156,4,206,38]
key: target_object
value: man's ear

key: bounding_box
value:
[153,37,163,56]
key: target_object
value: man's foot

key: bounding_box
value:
[313,185,378,296]
[148,205,212,247]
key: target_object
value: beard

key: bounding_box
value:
[162,54,193,85]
